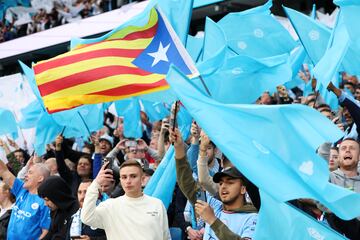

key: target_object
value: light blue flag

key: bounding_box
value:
[284,45,308,89]
[52,104,105,139]
[34,113,63,155]
[144,105,192,208]
[157,0,194,44]
[313,10,350,88]
[141,100,170,123]
[196,50,292,104]
[202,17,230,61]
[318,75,339,111]
[194,0,223,8]
[254,191,347,240]
[310,4,316,19]
[115,98,143,139]
[333,0,360,76]
[218,0,296,59]
[34,109,102,155]
[284,6,331,65]
[186,35,204,63]
[18,61,43,104]
[167,66,360,220]
[18,100,43,129]
[334,0,360,52]
[0,108,18,139]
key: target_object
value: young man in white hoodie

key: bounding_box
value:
[81,159,171,240]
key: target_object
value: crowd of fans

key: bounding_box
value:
[0,0,126,43]
[0,66,359,239]
[1,0,359,239]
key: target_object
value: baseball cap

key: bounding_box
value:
[99,133,114,147]
[213,167,244,183]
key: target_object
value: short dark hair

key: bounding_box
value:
[209,141,216,149]
[330,146,339,151]
[340,138,360,146]
[80,179,93,184]
[78,154,92,164]
[316,103,330,111]
[120,159,144,172]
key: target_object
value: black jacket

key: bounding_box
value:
[38,176,79,240]
[0,209,12,240]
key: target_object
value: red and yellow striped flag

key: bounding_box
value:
[33,8,196,113]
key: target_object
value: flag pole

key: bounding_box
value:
[199,75,212,97]
[77,111,92,137]
[60,126,66,136]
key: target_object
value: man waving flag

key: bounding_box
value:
[33,6,198,113]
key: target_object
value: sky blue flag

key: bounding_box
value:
[144,105,192,208]
[18,61,43,104]
[193,0,223,8]
[144,146,174,196]
[254,191,347,240]
[310,4,316,19]
[332,0,360,76]
[284,6,331,65]
[334,0,360,52]
[202,17,229,61]
[52,104,105,138]
[33,107,105,155]
[115,98,143,139]
[313,10,349,89]
[284,45,308,89]
[157,0,194,44]
[196,50,292,104]
[0,108,18,139]
[18,100,43,129]
[141,100,170,123]
[166,66,360,220]
[186,34,204,63]
[217,0,296,59]
[34,113,63,155]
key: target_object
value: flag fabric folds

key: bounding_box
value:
[313,10,350,89]
[33,7,197,113]
[254,191,347,240]
[284,6,331,65]
[157,0,194,44]
[0,108,18,139]
[166,66,360,220]
[218,0,296,59]
[196,49,292,104]
[144,106,192,208]
[114,98,143,139]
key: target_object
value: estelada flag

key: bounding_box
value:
[33,7,198,113]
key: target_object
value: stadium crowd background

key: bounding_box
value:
[1,0,360,240]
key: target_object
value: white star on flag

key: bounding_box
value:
[148,42,170,67]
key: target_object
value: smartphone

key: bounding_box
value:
[125,139,137,148]
[196,190,207,202]
[103,157,114,170]
[169,101,179,131]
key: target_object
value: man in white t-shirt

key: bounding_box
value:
[81,159,171,240]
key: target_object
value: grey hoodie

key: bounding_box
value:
[330,169,360,193]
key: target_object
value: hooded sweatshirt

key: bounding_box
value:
[38,176,79,240]
[329,169,360,193]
